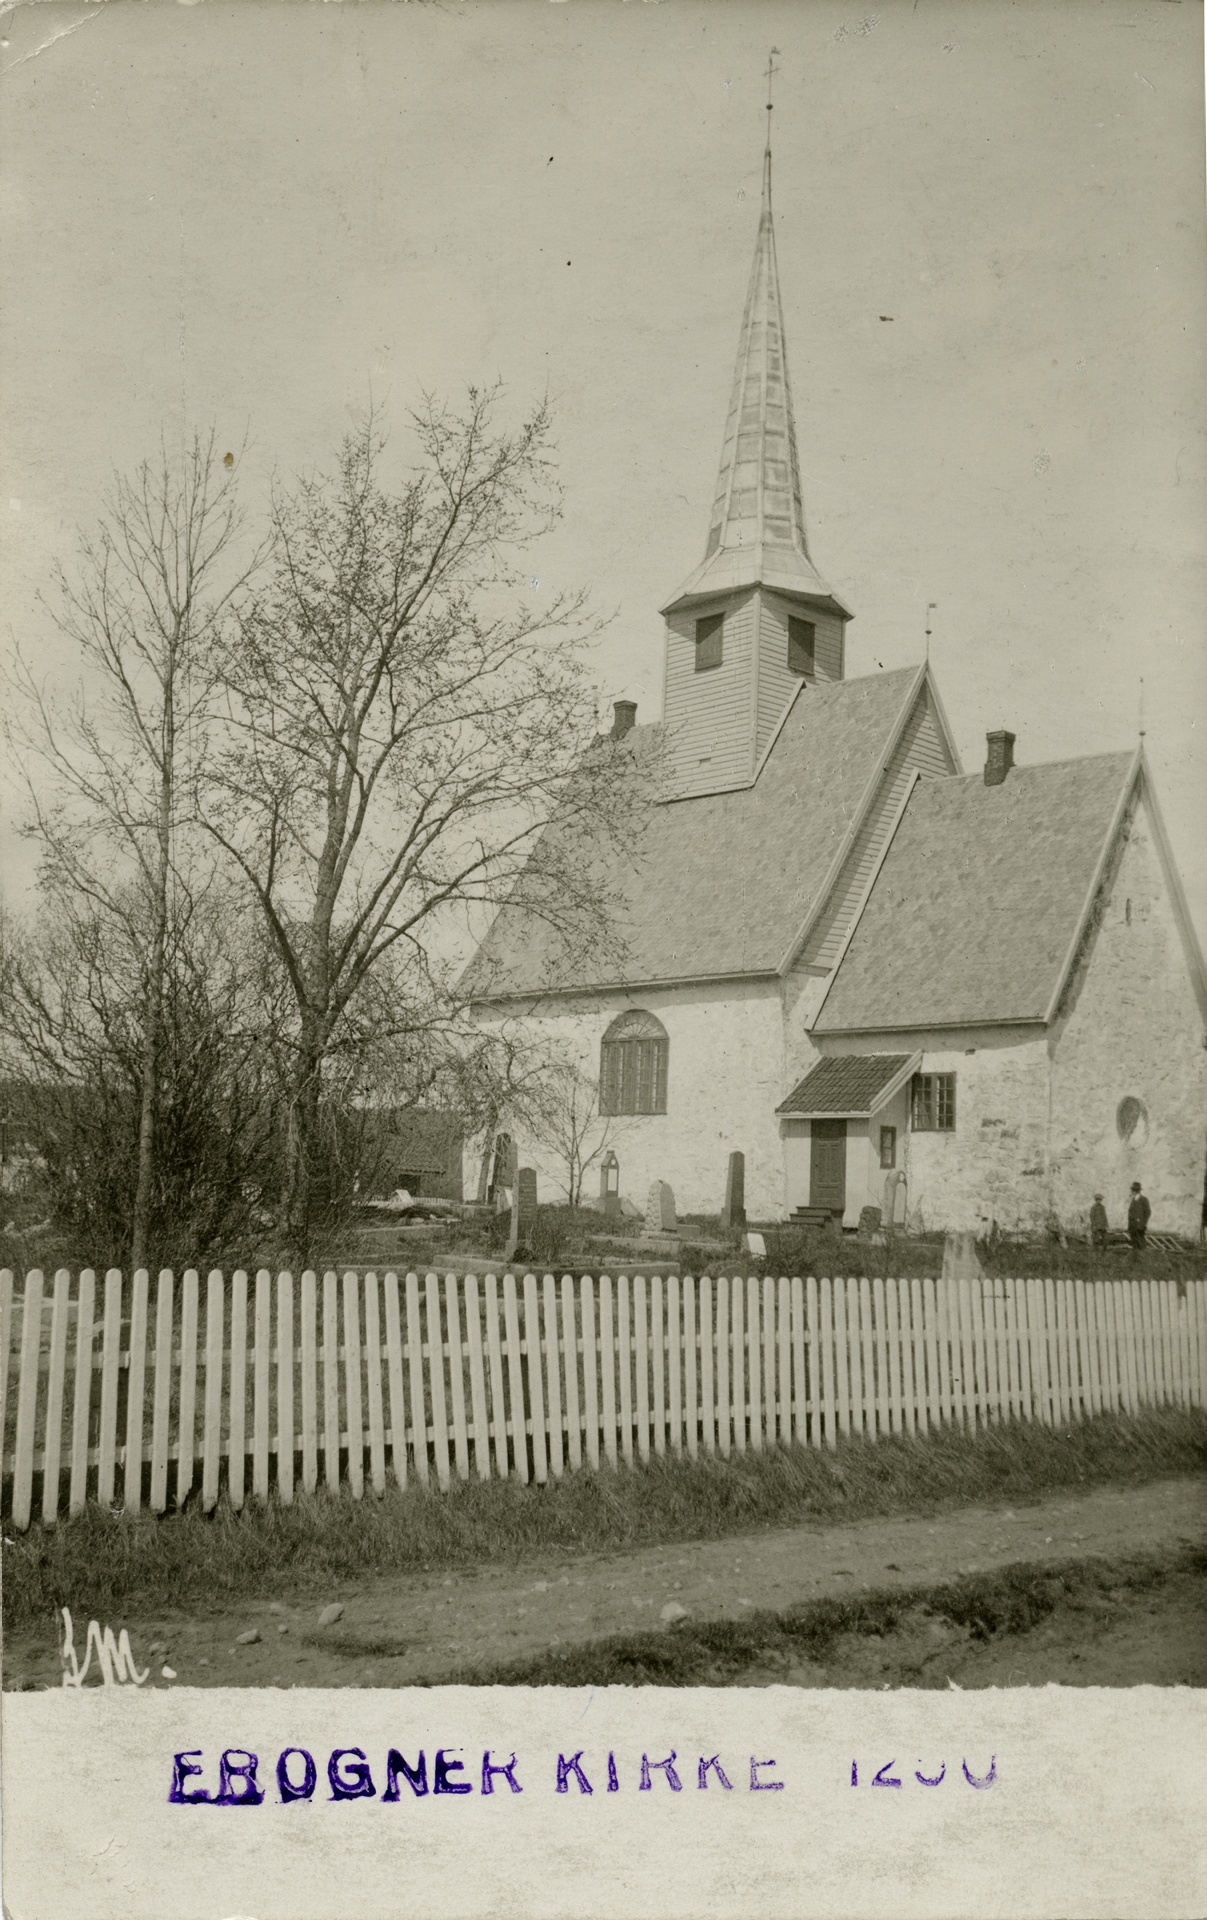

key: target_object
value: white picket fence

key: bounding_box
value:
[2,1267,1204,1530]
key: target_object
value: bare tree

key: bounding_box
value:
[532,1064,622,1208]
[4,432,259,1268]
[204,394,650,1256]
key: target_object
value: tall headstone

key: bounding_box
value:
[721,1151,746,1232]
[505,1166,539,1264]
[644,1180,677,1237]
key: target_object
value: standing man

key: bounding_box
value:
[1127,1181,1151,1252]
[1089,1193,1108,1251]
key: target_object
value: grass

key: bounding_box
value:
[4,1406,1204,1636]
[441,1545,1206,1688]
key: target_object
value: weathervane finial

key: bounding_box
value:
[765,47,780,152]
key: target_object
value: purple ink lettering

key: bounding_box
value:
[216,1750,264,1806]
[606,1752,620,1793]
[749,1757,783,1791]
[277,1748,317,1803]
[169,1751,211,1804]
[383,1750,428,1800]
[639,1751,682,1792]
[915,1764,946,1787]
[481,1752,522,1795]
[434,1749,472,1795]
[697,1755,733,1791]
[872,1760,902,1789]
[556,1752,593,1795]
[962,1756,997,1790]
[850,1761,858,1788]
[328,1748,376,1800]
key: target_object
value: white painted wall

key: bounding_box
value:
[469,977,787,1219]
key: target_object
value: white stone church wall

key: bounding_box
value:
[468,978,788,1220]
[1047,795,1207,1238]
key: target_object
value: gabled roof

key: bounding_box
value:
[814,751,1138,1034]
[662,143,848,620]
[777,1053,918,1117]
[463,666,923,1000]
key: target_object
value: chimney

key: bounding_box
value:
[611,699,637,740]
[983,729,1015,787]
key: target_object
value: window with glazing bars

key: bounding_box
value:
[910,1072,956,1132]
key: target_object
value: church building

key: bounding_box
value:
[463,134,1207,1239]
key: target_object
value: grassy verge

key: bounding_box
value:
[442,1546,1205,1688]
[4,1408,1204,1636]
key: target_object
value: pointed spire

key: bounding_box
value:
[664,79,849,616]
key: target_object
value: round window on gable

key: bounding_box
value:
[1116,1096,1149,1148]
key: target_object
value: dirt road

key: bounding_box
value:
[6,1474,1202,1690]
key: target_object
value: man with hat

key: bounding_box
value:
[1089,1193,1108,1251]
[1127,1181,1151,1252]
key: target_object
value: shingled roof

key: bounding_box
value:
[463,666,922,998]
[815,751,1137,1033]
[777,1054,916,1117]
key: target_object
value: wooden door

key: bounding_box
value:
[810,1120,847,1215]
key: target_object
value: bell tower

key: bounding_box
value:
[661,81,852,797]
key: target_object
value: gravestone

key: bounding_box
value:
[721,1151,746,1232]
[744,1229,766,1260]
[644,1180,677,1238]
[941,1230,985,1283]
[505,1166,539,1264]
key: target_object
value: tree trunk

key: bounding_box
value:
[130,674,175,1273]
[285,1026,325,1263]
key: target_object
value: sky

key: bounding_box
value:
[2,0,1205,943]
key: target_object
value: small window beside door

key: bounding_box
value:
[695,613,724,672]
[788,616,815,677]
[879,1126,897,1169]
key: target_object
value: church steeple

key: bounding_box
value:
[659,86,852,798]
[663,85,850,618]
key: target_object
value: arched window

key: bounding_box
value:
[600,1010,669,1116]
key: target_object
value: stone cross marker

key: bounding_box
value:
[644,1180,677,1237]
[506,1166,539,1264]
[721,1150,746,1231]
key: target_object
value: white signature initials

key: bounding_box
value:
[59,1607,149,1688]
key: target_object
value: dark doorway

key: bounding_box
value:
[810,1119,847,1216]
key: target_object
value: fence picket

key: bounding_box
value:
[872,1276,891,1435]
[229,1270,249,1508]
[278,1272,296,1503]
[176,1269,199,1509]
[1193,1282,1207,1407]
[384,1273,407,1488]
[560,1275,581,1472]
[1175,1283,1192,1408]
[40,1270,71,1526]
[465,1275,489,1481]
[484,1275,507,1481]
[363,1273,384,1496]
[1116,1279,1138,1414]
[667,1274,682,1454]
[632,1275,650,1463]
[1002,1278,1021,1422]
[97,1270,123,1507]
[819,1276,836,1450]
[122,1269,149,1512]
[253,1270,272,1501]
[426,1273,451,1491]
[762,1277,778,1445]
[545,1275,566,1476]
[906,1278,924,1434]
[1158,1281,1176,1405]
[523,1274,548,1483]
[201,1271,224,1511]
[579,1275,598,1473]
[69,1269,95,1514]
[1097,1280,1118,1414]
[936,1274,955,1425]
[886,1277,904,1435]
[777,1276,792,1445]
[598,1275,617,1467]
[321,1271,339,1494]
[856,1278,874,1437]
[923,1277,942,1429]
[12,1269,43,1531]
[685,1275,700,1458]
[790,1276,806,1444]
[0,1272,12,1489]
[744,1276,762,1449]
[445,1273,469,1482]
[716,1274,731,1456]
[1139,1280,1157,1406]
[149,1270,174,1515]
[801,1274,816,1446]
[408,1274,433,1482]
[301,1270,319,1493]
[899,1280,917,1438]
[1073,1279,1092,1418]
[342,1272,365,1498]
[502,1273,527,1483]
[651,1276,666,1456]
[617,1275,634,1467]
[701,1276,716,1455]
